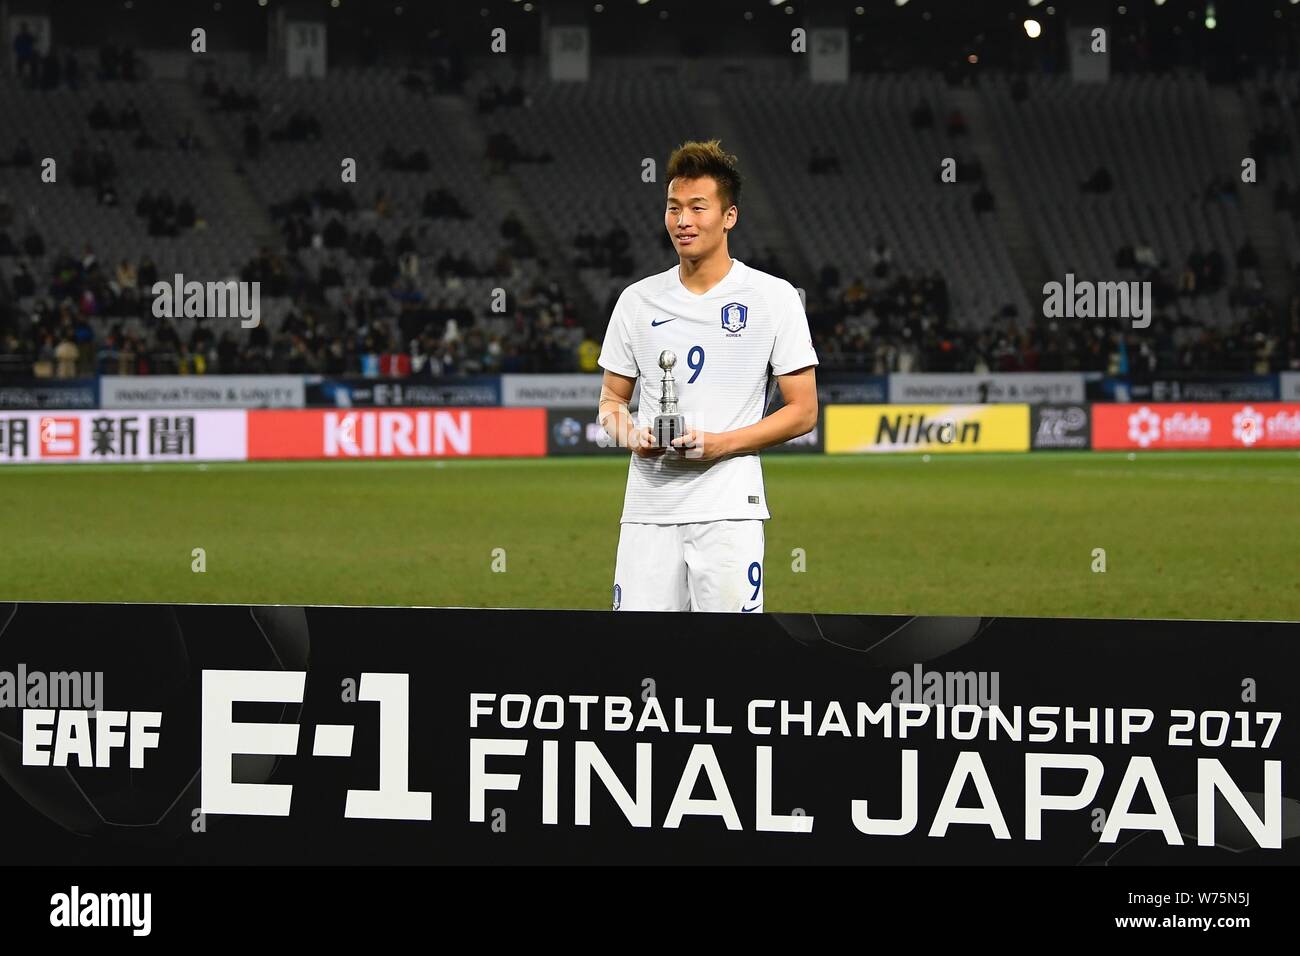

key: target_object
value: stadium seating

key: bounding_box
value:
[719,70,1030,329]
[0,53,1293,378]
[980,72,1248,331]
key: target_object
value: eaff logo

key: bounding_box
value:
[38,417,79,457]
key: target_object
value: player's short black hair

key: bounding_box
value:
[665,140,741,213]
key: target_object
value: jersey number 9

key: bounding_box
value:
[687,346,705,384]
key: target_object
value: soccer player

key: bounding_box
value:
[597,140,819,612]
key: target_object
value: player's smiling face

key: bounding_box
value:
[665,176,736,262]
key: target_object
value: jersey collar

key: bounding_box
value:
[674,258,742,299]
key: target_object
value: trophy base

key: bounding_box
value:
[652,414,686,449]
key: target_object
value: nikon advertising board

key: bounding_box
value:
[826,404,1030,454]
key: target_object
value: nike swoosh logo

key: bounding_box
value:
[741,604,761,613]
[650,318,678,327]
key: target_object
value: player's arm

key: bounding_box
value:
[675,365,818,458]
[598,370,664,458]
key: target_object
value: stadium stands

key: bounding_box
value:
[1,50,1296,379]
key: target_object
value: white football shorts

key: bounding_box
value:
[612,519,765,613]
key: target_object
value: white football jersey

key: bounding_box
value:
[598,258,819,524]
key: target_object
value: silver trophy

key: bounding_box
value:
[652,349,686,449]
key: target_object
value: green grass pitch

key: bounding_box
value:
[1,451,1297,621]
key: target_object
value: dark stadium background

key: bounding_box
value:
[3,0,1298,378]
[0,0,1297,620]
[1,6,1298,937]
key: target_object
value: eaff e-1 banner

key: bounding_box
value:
[1093,403,1300,450]
[0,603,1295,865]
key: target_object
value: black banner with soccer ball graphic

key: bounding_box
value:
[0,603,1295,864]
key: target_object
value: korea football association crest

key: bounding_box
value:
[721,301,747,335]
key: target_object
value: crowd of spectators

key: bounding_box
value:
[3,48,1298,383]
[13,25,140,91]
[805,238,1294,375]
[0,238,598,377]
[4,240,1297,379]
[134,190,202,237]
